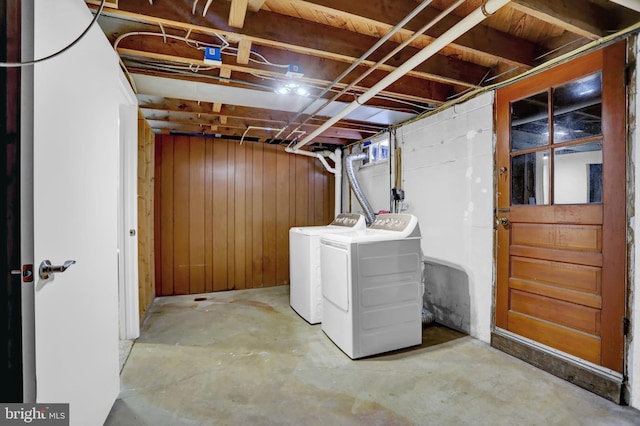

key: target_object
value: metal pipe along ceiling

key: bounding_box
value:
[272,0,436,142]
[291,0,512,151]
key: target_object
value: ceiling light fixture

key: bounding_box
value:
[275,81,310,96]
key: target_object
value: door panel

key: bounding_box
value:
[496,42,626,372]
[510,257,601,293]
[29,0,134,423]
[510,223,602,251]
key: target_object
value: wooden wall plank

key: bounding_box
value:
[244,143,254,288]
[234,142,247,289]
[295,155,309,225]
[154,134,163,296]
[227,142,236,289]
[252,143,264,287]
[212,140,228,291]
[189,137,206,294]
[289,154,297,232]
[262,145,277,286]
[276,148,290,285]
[160,135,175,295]
[173,136,191,294]
[204,138,214,293]
[314,161,326,223]
[154,138,334,294]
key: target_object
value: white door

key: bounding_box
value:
[24,1,136,424]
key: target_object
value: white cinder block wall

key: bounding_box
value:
[343,148,392,215]
[398,92,495,342]
[343,92,495,342]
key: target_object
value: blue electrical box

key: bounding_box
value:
[204,47,222,65]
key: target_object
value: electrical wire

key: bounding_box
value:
[0,0,106,68]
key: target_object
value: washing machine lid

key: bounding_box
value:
[289,213,366,236]
[320,214,420,243]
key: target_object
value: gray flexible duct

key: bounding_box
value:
[345,152,376,225]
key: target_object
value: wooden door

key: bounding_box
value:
[495,42,626,373]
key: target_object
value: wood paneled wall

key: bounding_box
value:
[154,135,334,296]
[137,115,155,319]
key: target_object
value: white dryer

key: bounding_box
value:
[289,213,366,324]
[320,214,422,359]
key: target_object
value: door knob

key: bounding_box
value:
[39,259,76,280]
[496,217,509,226]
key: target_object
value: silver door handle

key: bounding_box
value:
[39,260,76,280]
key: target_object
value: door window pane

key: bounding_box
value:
[553,73,602,143]
[511,92,549,152]
[554,141,603,204]
[511,150,549,205]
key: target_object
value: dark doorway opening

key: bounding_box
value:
[1,0,23,403]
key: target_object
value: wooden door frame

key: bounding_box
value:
[492,41,628,403]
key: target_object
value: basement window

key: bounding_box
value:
[362,135,389,165]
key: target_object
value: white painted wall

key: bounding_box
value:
[343,93,495,342]
[398,93,495,342]
[343,149,392,215]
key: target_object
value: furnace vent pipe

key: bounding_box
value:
[291,0,511,151]
[345,152,376,225]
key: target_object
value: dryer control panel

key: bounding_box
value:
[331,213,365,228]
[369,213,415,232]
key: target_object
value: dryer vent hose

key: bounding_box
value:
[422,307,436,327]
[345,152,376,226]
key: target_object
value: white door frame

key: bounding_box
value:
[117,72,140,340]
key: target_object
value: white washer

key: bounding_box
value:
[320,214,422,359]
[289,213,366,324]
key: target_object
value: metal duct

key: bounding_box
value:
[345,152,376,225]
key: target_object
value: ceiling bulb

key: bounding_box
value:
[275,81,310,96]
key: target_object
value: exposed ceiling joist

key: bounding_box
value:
[87,0,640,148]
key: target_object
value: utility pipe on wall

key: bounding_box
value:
[291,0,511,151]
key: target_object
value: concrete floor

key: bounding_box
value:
[106,286,640,425]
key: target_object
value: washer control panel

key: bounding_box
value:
[331,213,364,228]
[369,214,414,232]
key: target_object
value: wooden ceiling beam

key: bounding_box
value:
[146,120,350,144]
[247,0,267,12]
[269,0,537,68]
[229,0,249,28]
[236,38,252,64]
[141,108,365,139]
[509,0,609,39]
[137,96,384,133]
[116,36,452,104]
[92,1,488,88]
